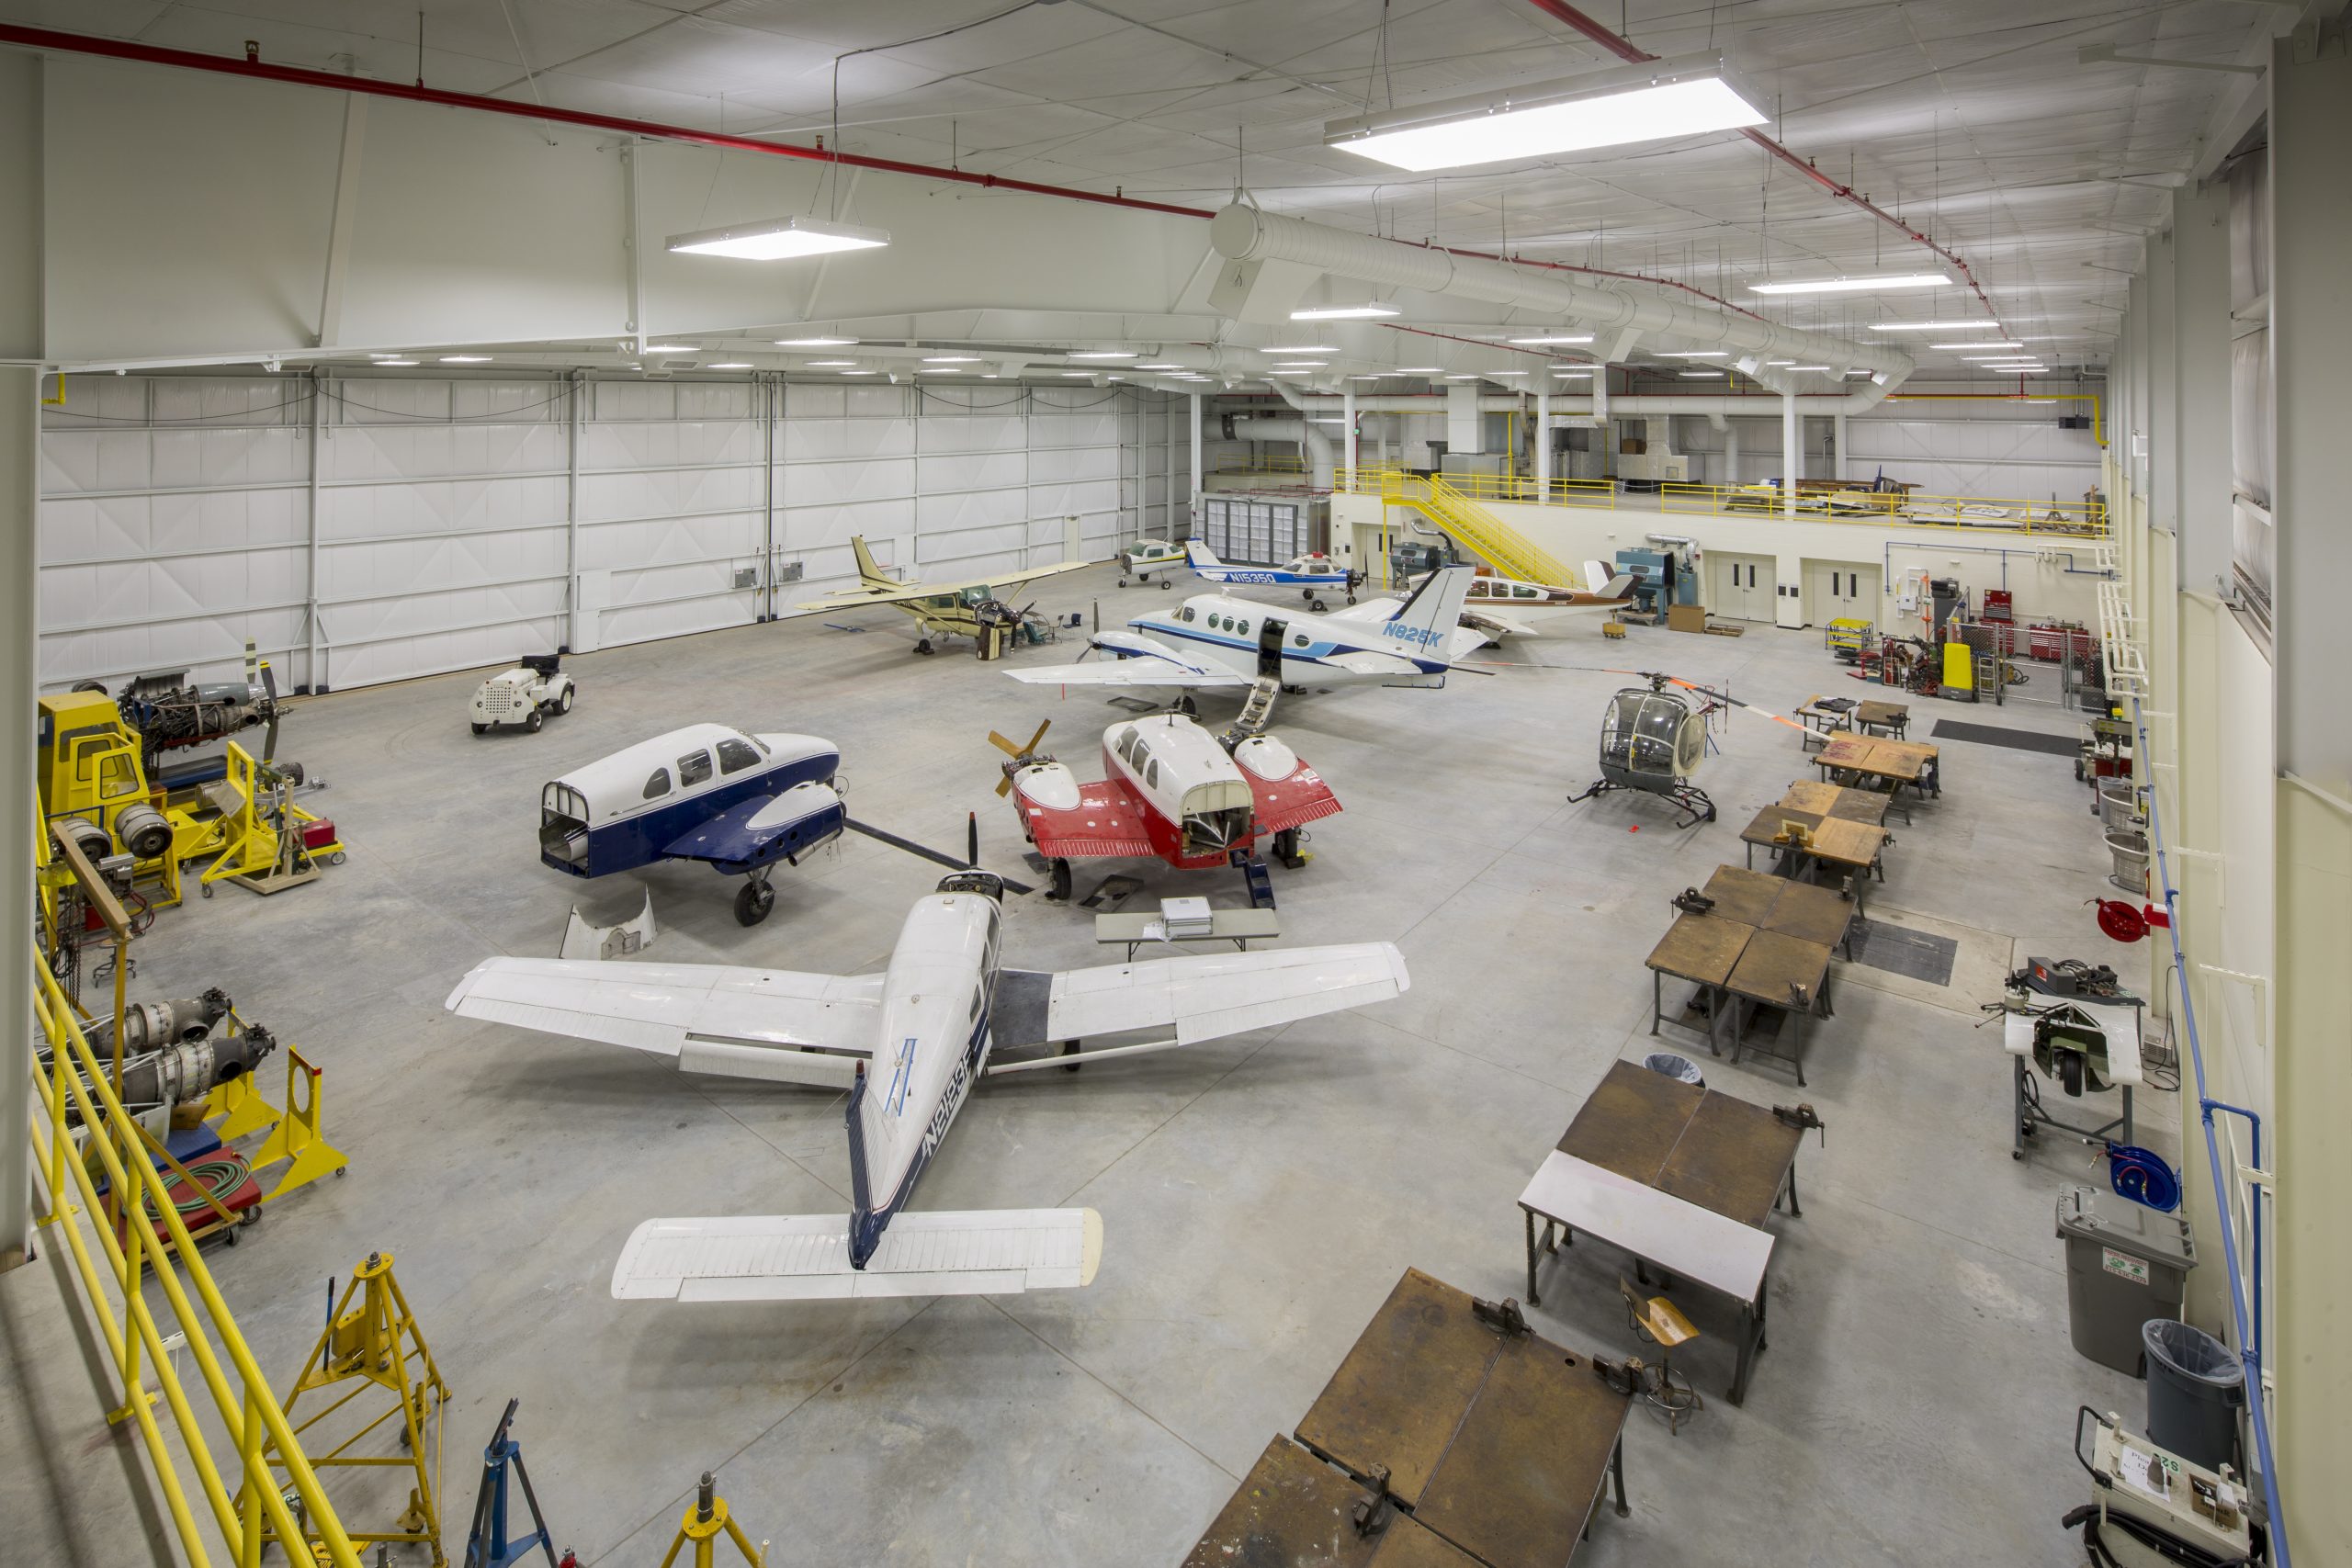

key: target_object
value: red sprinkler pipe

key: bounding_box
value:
[1517,1,2008,333]
[0,22,1216,220]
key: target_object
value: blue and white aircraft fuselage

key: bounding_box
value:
[1009,566,1483,694]
[537,722,843,924]
[1182,538,1356,599]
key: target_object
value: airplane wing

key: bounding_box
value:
[1243,763,1343,834]
[1322,649,1431,678]
[795,559,1091,613]
[445,956,883,1089]
[988,942,1408,1061]
[661,782,843,874]
[1005,632,1252,688]
[1014,774,1159,858]
[611,1209,1102,1301]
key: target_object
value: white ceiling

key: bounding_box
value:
[7,0,2287,377]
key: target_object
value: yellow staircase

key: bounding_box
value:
[1382,473,1583,588]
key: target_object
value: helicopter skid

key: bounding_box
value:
[1566,777,1717,830]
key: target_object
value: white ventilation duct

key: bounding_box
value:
[1261,382,1338,490]
[1224,415,1334,491]
[1227,388,1896,416]
[1209,205,1914,385]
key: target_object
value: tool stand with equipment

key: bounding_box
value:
[2064,1407,2260,1568]
[1996,960,2146,1159]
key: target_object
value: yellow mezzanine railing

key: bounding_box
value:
[26,954,363,1568]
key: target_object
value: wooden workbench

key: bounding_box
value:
[1794,694,1857,750]
[1643,909,1753,1055]
[1737,807,1887,915]
[1779,779,1890,826]
[1520,1060,1809,1404]
[1853,698,1910,738]
[1186,1269,1633,1567]
[1815,734,1940,820]
[1647,873,1843,1080]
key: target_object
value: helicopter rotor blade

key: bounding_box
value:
[987,729,1026,757]
[994,773,1015,798]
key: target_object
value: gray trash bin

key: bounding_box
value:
[2142,1320,2244,1472]
[2055,1185,2196,1374]
[1642,1052,1704,1087]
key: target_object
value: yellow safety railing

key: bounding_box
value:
[1214,454,1307,476]
[1369,471,1585,587]
[1657,482,2109,535]
[26,953,363,1568]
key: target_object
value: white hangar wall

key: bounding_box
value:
[36,374,1189,694]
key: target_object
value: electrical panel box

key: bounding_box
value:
[2081,1414,2254,1566]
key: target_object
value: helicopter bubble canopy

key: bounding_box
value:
[1597,687,1706,789]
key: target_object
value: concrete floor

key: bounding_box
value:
[5,561,2170,1567]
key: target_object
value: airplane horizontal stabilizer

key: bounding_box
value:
[611,1209,1102,1301]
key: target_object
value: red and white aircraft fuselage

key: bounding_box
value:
[1001,713,1340,897]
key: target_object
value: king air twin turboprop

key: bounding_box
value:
[1008,565,1483,694]
[444,828,1408,1301]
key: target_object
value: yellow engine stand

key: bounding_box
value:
[660,1473,767,1568]
[250,1251,452,1566]
[198,741,342,897]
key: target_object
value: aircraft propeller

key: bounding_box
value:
[988,718,1055,795]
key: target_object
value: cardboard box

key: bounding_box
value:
[1666,604,1709,635]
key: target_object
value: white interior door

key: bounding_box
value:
[1804,559,1880,627]
[1711,552,1776,622]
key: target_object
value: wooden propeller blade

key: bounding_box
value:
[995,773,1014,797]
[987,729,1025,756]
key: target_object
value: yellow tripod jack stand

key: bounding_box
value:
[251,1250,453,1565]
[659,1473,767,1568]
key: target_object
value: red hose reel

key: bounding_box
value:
[2091,897,2167,943]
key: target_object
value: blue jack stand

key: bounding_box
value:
[463,1398,570,1568]
[1233,851,1276,908]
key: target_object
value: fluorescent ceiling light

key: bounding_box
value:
[1068,351,1136,360]
[1661,350,1729,358]
[666,215,888,261]
[1509,334,1595,345]
[1397,366,1445,373]
[1308,417,1349,423]
[438,355,492,364]
[1272,362,1328,369]
[2024,399,2057,404]
[776,336,854,346]
[1348,375,1389,380]
[643,344,696,354]
[1750,273,1952,296]
[1443,374,1482,380]
[1326,52,1766,172]
[807,360,858,367]
[1553,370,1593,378]
[923,355,981,363]
[373,359,418,367]
[1135,363,1186,370]
[1765,360,1797,367]
[839,369,878,376]
[1868,321,2001,333]
[1258,345,1338,355]
[1491,369,1530,376]
[708,362,753,369]
[1678,371,1725,378]
[1936,341,2023,350]
[1784,365,1831,372]
[1291,304,1398,319]
[1059,371,1095,378]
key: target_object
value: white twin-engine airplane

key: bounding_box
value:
[444,850,1408,1302]
[1007,564,1483,693]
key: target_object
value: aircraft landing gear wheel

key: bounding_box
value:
[1272,829,1303,868]
[1160,579,1170,590]
[525,708,544,732]
[1176,695,1198,717]
[558,685,574,714]
[914,638,936,656]
[1049,859,1073,902]
[1062,1040,1082,1074]
[1118,576,1129,586]
[734,878,776,926]
[470,723,488,735]
[1309,599,1329,614]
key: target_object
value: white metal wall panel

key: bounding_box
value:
[38,378,1191,692]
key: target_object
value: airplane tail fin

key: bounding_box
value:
[1381,566,1475,660]
[1585,559,1613,593]
[1600,574,1636,599]
[852,536,893,587]
[1183,537,1221,570]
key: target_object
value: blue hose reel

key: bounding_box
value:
[2103,1144,2181,1213]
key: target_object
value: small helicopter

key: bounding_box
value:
[1564,671,1807,829]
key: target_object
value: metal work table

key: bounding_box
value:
[1520,1061,1808,1404]
[1795,694,1856,750]
[2001,998,2145,1157]
[1779,779,1890,826]
[1815,735,1939,822]
[1724,930,1835,1084]
[1644,910,1754,1055]
[1854,699,1910,739]
[1186,1269,1633,1567]
[1092,908,1281,960]
[1702,864,1855,954]
[1737,807,1887,916]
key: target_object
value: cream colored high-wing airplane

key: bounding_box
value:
[796,536,1091,653]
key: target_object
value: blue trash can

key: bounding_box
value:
[2142,1319,2244,1472]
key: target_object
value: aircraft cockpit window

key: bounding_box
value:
[1180,606,1195,622]
[1145,759,1159,788]
[717,738,762,774]
[642,769,672,800]
[960,585,992,607]
[678,750,713,787]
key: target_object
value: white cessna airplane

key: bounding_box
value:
[445,838,1407,1302]
[1007,565,1482,693]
